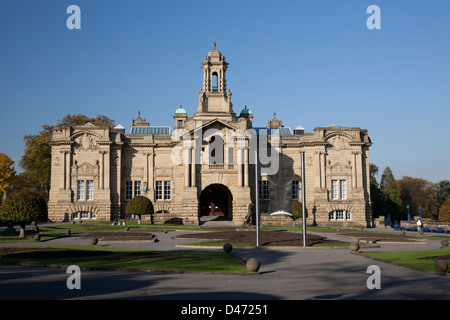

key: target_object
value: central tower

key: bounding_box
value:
[194,43,236,121]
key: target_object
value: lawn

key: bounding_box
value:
[361,247,450,273]
[0,245,249,274]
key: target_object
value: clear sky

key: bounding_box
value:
[0,0,449,183]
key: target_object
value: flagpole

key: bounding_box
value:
[255,150,260,247]
[301,151,307,247]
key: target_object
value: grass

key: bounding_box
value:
[361,247,450,273]
[0,245,249,273]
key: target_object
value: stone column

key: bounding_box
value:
[60,150,66,190]
[104,151,110,190]
[315,151,322,189]
[321,151,326,189]
[99,151,105,190]
[244,146,249,187]
[66,151,71,190]
[184,147,190,187]
[191,146,196,187]
[237,147,243,187]
[356,151,363,189]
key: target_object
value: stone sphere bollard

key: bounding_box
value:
[90,237,98,245]
[434,260,448,274]
[440,239,449,248]
[66,229,71,236]
[350,242,360,253]
[223,243,233,253]
[124,227,129,231]
[246,258,260,272]
[33,233,41,242]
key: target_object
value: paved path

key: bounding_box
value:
[0,225,449,301]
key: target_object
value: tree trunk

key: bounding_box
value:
[19,221,26,239]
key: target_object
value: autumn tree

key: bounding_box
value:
[0,153,16,202]
[397,176,437,219]
[20,114,115,200]
[438,197,450,222]
[380,167,403,221]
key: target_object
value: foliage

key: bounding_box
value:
[20,114,115,199]
[438,197,450,222]
[397,176,437,219]
[0,189,48,223]
[292,201,303,219]
[0,153,16,202]
[380,167,403,221]
[369,163,384,217]
[435,180,450,209]
[125,196,154,216]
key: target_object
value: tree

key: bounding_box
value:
[380,167,403,221]
[435,180,450,210]
[397,176,437,219]
[0,189,48,238]
[20,114,115,200]
[125,196,154,222]
[438,197,450,222]
[0,153,16,202]
[369,163,384,218]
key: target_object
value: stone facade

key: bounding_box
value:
[48,45,373,227]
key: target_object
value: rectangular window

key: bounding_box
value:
[134,181,141,197]
[259,180,269,200]
[331,180,338,200]
[86,180,94,201]
[164,181,171,200]
[81,211,89,219]
[125,181,133,201]
[336,210,344,220]
[178,120,183,127]
[340,180,347,200]
[155,181,163,200]
[292,180,299,200]
[77,180,85,201]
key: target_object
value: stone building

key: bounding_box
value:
[48,44,373,227]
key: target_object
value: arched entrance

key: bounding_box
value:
[199,184,233,219]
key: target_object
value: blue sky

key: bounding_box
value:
[0,0,449,183]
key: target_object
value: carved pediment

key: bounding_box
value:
[326,133,352,151]
[72,132,100,151]
[329,161,352,176]
[72,161,99,177]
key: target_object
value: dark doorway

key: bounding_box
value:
[199,184,232,218]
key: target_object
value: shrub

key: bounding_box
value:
[438,197,450,222]
[0,189,48,238]
[292,201,303,219]
[125,196,154,218]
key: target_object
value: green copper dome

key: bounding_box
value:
[175,105,187,114]
[240,105,252,116]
